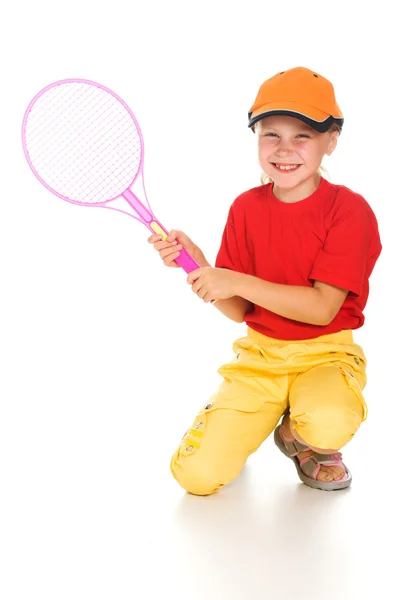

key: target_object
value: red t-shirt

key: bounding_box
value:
[215,176,382,340]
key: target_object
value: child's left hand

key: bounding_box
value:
[187,267,238,303]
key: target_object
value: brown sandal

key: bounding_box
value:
[274,424,352,491]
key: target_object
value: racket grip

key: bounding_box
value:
[148,220,216,304]
[175,248,200,273]
[148,220,199,274]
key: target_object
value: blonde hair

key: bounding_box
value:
[256,121,342,185]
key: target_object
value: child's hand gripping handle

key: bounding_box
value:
[148,220,200,272]
[148,220,215,303]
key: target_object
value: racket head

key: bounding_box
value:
[21,78,145,207]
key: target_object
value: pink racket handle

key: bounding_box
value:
[147,219,216,303]
[120,190,199,273]
[175,250,199,272]
[147,219,199,273]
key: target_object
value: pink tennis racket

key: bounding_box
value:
[21,78,200,275]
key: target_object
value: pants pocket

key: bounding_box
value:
[179,395,265,457]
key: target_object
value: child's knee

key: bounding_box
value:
[170,447,240,496]
[170,452,221,495]
[291,403,363,450]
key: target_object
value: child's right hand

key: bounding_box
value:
[147,229,202,268]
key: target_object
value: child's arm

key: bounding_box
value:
[232,274,347,326]
[212,296,254,323]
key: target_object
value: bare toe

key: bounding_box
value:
[334,468,345,480]
[318,465,345,482]
[318,467,333,482]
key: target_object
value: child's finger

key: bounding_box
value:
[153,240,178,251]
[160,245,182,259]
[163,251,181,267]
[147,234,162,243]
[167,230,179,242]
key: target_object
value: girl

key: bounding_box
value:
[148,67,382,493]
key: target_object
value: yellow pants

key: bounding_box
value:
[171,328,367,496]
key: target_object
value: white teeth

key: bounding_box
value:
[275,164,299,171]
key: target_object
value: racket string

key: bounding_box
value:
[53,135,139,203]
[29,96,124,172]
[74,147,140,203]
[33,118,138,201]
[27,85,101,153]
[24,82,142,203]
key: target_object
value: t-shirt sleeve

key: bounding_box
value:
[215,208,246,273]
[309,202,371,297]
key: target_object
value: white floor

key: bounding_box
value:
[0,370,396,600]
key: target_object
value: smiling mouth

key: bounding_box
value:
[271,163,302,172]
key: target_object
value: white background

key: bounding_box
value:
[0,1,398,599]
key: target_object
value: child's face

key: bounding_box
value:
[257,115,338,188]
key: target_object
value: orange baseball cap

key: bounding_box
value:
[248,66,344,133]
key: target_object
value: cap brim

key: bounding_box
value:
[248,102,343,133]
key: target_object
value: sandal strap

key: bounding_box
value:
[299,455,320,479]
[279,426,310,456]
[299,452,344,480]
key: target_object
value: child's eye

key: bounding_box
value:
[263,133,310,138]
